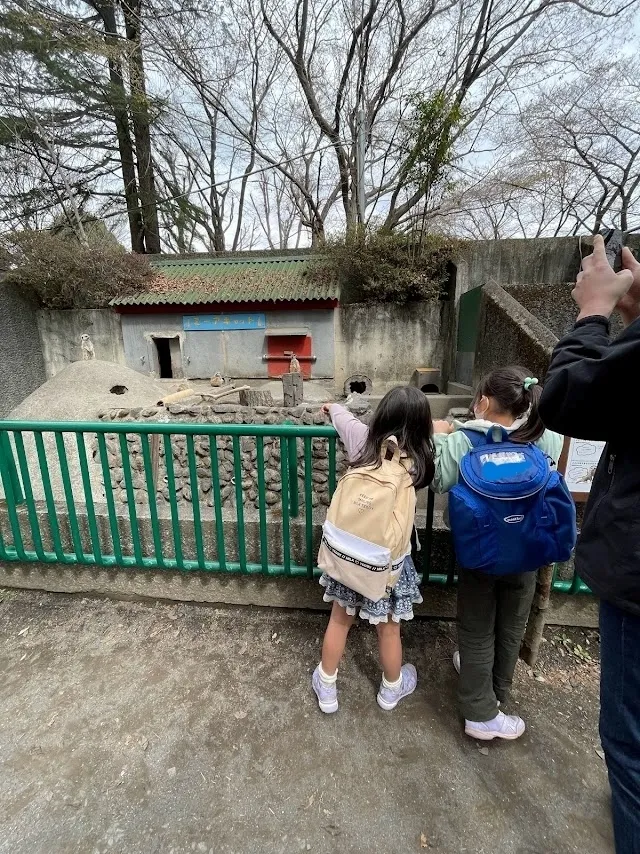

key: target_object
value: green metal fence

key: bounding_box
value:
[0,419,588,593]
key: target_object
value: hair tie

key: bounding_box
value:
[523,377,539,391]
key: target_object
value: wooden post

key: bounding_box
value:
[282,372,303,406]
[520,565,553,666]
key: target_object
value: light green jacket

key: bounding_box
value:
[432,420,564,495]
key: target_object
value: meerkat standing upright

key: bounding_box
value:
[289,353,301,373]
[80,334,95,361]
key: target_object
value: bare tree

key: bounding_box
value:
[442,56,640,239]
[517,59,640,233]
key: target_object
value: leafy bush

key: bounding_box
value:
[310,230,456,303]
[0,229,153,309]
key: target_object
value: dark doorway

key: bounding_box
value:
[154,338,173,378]
[349,380,367,394]
[421,383,440,393]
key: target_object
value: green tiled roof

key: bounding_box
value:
[111,254,338,306]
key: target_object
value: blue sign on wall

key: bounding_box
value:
[183,313,266,332]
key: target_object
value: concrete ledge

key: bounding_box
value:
[0,561,599,627]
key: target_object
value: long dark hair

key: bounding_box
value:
[472,366,544,443]
[352,386,435,490]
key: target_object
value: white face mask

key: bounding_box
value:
[473,397,489,420]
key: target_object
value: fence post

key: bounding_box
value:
[0,432,24,505]
[283,420,299,518]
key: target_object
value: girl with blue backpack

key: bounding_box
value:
[433,366,575,741]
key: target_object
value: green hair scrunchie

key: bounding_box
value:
[523,377,539,391]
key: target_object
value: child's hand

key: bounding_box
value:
[433,419,453,434]
[320,403,333,415]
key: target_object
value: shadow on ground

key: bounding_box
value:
[0,589,611,854]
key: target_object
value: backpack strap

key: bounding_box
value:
[381,438,401,463]
[461,428,488,449]
[461,426,510,448]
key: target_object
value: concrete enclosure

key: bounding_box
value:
[37,308,126,379]
[334,300,448,391]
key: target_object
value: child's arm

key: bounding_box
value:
[432,428,472,494]
[325,404,368,463]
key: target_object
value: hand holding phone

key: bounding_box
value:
[573,234,633,320]
[601,228,624,272]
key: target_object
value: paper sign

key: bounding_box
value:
[559,437,606,499]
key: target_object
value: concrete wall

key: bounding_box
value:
[449,238,580,387]
[334,300,448,392]
[0,282,47,417]
[474,282,559,383]
[120,309,335,379]
[37,309,125,379]
[450,235,640,384]
[454,237,583,301]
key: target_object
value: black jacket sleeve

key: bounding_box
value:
[539,314,640,441]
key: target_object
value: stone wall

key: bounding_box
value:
[473,282,559,383]
[0,281,47,417]
[506,283,624,341]
[96,402,369,513]
[453,237,584,302]
[450,235,640,385]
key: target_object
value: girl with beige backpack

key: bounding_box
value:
[313,386,435,713]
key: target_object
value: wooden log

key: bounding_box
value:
[239,389,274,407]
[198,385,250,402]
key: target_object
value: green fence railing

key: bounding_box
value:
[0,419,589,593]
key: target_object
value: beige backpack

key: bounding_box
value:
[317,441,416,602]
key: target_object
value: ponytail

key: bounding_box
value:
[511,381,544,444]
[474,366,545,444]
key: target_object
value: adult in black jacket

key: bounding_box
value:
[539,234,640,854]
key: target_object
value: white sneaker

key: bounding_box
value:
[465,711,525,741]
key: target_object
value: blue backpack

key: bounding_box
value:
[448,427,577,575]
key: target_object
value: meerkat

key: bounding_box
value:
[289,354,301,373]
[80,334,95,361]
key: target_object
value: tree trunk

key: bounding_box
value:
[93,0,145,253]
[520,565,553,667]
[120,0,161,253]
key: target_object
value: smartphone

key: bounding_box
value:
[601,228,625,271]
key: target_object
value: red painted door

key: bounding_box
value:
[266,335,313,378]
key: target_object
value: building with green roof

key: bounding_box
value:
[112,253,338,380]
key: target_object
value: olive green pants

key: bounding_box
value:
[457,568,537,722]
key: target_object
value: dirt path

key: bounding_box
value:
[0,589,610,854]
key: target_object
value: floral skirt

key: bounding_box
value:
[319,556,422,625]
